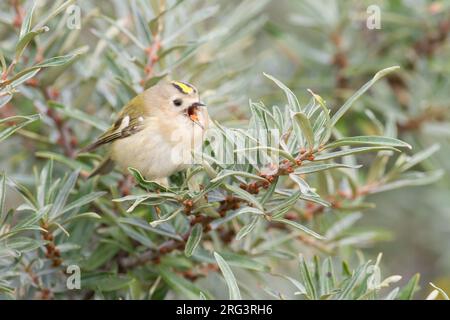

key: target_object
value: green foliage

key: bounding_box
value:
[266,0,450,296]
[0,0,448,300]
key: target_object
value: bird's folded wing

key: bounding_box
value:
[80,101,146,153]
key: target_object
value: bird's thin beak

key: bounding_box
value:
[191,101,206,108]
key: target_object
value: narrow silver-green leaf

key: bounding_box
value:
[37,160,52,207]
[270,191,301,219]
[15,27,49,60]
[101,14,146,50]
[273,218,325,239]
[308,89,331,144]
[0,49,6,74]
[149,208,182,227]
[214,252,242,300]
[6,47,88,87]
[158,267,211,300]
[323,257,336,295]
[299,255,317,299]
[48,169,80,219]
[62,212,102,224]
[0,94,13,109]
[324,136,411,150]
[373,170,444,193]
[294,163,362,175]
[9,68,41,88]
[0,114,40,142]
[19,1,37,38]
[325,212,362,239]
[35,48,88,68]
[292,111,315,149]
[0,173,6,225]
[429,283,449,300]
[36,151,90,171]
[236,215,259,240]
[263,73,301,112]
[234,146,296,163]
[384,287,400,300]
[336,261,371,300]
[279,275,307,295]
[397,273,420,300]
[314,146,399,161]
[48,101,109,131]
[184,224,203,257]
[211,170,268,183]
[119,224,155,248]
[195,250,269,272]
[331,66,400,126]
[34,0,75,30]
[401,144,440,172]
[52,191,106,219]
[289,174,313,194]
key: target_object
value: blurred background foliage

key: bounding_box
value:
[0,0,449,299]
[260,0,450,295]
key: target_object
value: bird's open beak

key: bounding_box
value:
[194,101,205,107]
[186,101,206,129]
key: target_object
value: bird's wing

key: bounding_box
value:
[80,96,147,153]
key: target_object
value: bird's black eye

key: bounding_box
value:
[173,99,183,107]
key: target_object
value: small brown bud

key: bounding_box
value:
[26,78,39,87]
[152,256,161,264]
[48,88,60,100]
[70,136,78,147]
[52,258,62,267]
[159,247,169,254]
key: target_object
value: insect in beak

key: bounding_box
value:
[185,102,206,129]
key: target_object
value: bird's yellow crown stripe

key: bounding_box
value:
[171,81,194,94]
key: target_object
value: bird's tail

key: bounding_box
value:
[87,157,115,179]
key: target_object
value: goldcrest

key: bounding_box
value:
[81,80,209,181]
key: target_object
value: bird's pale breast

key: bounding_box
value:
[110,114,205,180]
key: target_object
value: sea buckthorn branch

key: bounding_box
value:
[40,221,62,268]
[141,0,165,87]
[241,147,318,195]
[118,148,321,269]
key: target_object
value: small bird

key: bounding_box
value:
[81,80,209,182]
